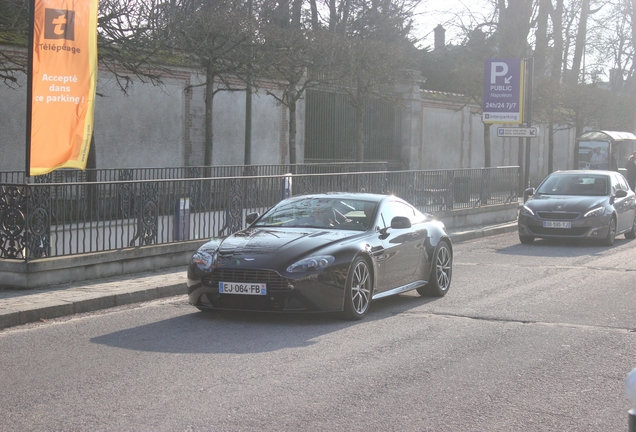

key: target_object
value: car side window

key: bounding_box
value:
[616,174,629,192]
[610,174,621,194]
[379,201,415,229]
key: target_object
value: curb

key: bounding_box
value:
[0,272,187,331]
[449,222,518,243]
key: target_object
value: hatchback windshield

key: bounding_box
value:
[536,174,609,196]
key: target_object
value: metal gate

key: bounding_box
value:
[304,89,402,164]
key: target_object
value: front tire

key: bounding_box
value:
[343,257,373,320]
[417,240,452,297]
[601,216,616,246]
[625,215,636,239]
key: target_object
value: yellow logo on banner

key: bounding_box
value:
[28,0,98,176]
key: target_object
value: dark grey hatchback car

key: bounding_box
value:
[518,170,636,246]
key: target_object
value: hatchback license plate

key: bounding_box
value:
[219,282,267,295]
[543,221,571,228]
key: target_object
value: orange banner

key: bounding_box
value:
[28,0,98,176]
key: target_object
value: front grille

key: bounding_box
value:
[536,212,580,220]
[202,268,292,291]
[529,226,589,236]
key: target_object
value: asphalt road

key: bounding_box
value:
[1,231,635,431]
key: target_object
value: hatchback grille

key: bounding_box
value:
[536,212,579,220]
[202,269,292,291]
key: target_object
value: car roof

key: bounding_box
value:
[551,170,612,176]
[285,192,392,204]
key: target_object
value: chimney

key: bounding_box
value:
[434,25,446,50]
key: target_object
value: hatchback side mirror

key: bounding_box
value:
[615,189,628,198]
[524,187,535,203]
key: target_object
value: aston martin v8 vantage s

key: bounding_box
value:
[518,170,636,246]
[187,193,453,320]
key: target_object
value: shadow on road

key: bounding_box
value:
[90,291,439,354]
[495,236,635,258]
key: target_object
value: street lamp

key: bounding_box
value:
[626,368,636,432]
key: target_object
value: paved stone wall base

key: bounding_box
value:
[0,241,203,290]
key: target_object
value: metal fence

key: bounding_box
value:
[0,162,389,184]
[0,166,519,261]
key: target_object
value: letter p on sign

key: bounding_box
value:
[490,62,508,84]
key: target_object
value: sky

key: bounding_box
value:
[413,0,493,49]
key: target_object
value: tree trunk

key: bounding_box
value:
[550,0,564,80]
[309,0,318,29]
[288,91,297,164]
[204,66,215,167]
[548,121,554,173]
[355,105,365,162]
[569,0,589,84]
[534,0,551,77]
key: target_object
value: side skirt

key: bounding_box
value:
[372,280,427,300]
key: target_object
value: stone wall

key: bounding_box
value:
[1,44,578,186]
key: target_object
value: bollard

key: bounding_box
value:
[626,368,636,432]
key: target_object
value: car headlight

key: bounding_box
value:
[584,206,605,218]
[192,251,214,270]
[287,256,335,273]
[521,205,535,216]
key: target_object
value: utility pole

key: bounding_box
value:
[523,58,534,190]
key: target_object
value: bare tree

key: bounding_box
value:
[326,0,422,161]
[0,0,28,87]
[162,0,252,166]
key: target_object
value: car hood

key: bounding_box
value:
[526,194,607,212]
[220,227,356,253]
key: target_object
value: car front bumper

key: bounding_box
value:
[518,213,611,239]
[187,264,350,313]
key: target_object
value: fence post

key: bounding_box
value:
[281,173,292,200]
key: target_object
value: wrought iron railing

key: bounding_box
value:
[0,167,519,261]
[0,162,389,184]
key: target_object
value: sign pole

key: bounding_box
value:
[25,0,35,178]
[523,58,534,190]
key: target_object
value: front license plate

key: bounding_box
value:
[219,282,267,295]
[543,221,571,228]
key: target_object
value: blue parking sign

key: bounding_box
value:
[483,58,525,124]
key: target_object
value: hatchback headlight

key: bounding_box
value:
[521,205,535,216]
[287,256,335,273]
[584,206,605,218]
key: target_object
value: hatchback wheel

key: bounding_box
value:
[343,257,372,320]
[601,216,616,246]
[625,216,636,239]
[417,240,452,297]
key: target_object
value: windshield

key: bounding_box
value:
[536,173,609,196]
[254,197,378,231]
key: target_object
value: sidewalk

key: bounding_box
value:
[0,222,518,330]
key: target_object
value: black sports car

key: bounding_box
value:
[518,170,636,245]
[187,193,453,320]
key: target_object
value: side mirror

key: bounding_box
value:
[390,216,411,229]
[245,212,259,225]
[524,187,535,203]
[615,189,628,198]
